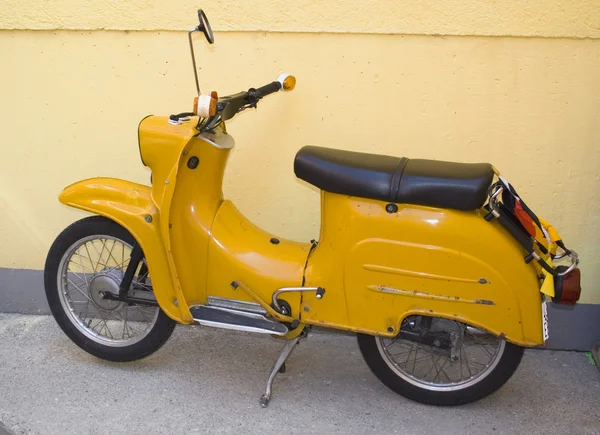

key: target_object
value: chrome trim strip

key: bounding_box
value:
[368,285,496,306]
[193,319,288,336]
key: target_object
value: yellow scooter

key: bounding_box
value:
[44,10,581,407]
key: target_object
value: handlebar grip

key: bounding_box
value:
[253,81,282,98]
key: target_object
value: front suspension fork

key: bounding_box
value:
[102,243,158,307]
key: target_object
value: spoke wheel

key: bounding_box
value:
[357,315,524,406]
[376,318,504,391]
[45,216,176,362]
[58,235,159,347]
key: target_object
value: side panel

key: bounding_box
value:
[168,133,232,305]
[302,192,544,346]
[206,200,310,316]
[59,178,190,323]
[140,118,238,308]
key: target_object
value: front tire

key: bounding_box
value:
[44,216,176,362]
[357,317,524,406]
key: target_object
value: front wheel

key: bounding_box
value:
[44,216,176,362]
[357,316,524,406]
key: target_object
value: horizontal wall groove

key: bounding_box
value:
[1,29,599,42]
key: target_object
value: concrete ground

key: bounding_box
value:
[0,314,598,435]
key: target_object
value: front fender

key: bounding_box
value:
[59,177,192,323]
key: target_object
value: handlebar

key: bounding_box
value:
[184,74,296,131]
[252,81,283,99]
[216,74,296,123]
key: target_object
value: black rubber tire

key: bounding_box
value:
[44,216,176,362]
[357,333,524,406]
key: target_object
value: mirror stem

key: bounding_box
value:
[188,29,201,95]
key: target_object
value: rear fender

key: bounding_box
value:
[59,177,191,323]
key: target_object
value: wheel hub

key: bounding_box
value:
[89,269,123,310]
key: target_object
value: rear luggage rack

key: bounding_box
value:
[483,180,581,305]
[484,182,578,277]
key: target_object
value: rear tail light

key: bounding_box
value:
[553,267,581,305]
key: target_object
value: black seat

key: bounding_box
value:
[294,146,494,211]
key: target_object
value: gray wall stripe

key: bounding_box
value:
[0,267,598,351]
[0,268,46,315]
[546,303,600,351]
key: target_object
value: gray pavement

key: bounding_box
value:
[0,313,598,435]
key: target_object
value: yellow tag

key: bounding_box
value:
[540,269,555,297]
[539,217,562,243]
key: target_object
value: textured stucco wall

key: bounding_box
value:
[1,2,599,305]
[2,1,600,38]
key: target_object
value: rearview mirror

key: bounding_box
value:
[197,9,214,44]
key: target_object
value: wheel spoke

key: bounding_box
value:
[82,299,91,324]
[103,320,114,339]
[66,269,88,287]
[122,313,128,339]
[432,355,450,383]
[461,344,472,379]
[66,278,92,301]
[83,243,97,274]
[396,353,436,368]
[90,240,107,272]
[136,305,151,323]
[384,338,398,351]
[466,359,487,369]
[100,239,112,268]
[422,354,441,380]
[89,317,103,334]
[106,239,122,268]
[114,310,146,335]
[387,343,416,359]
[69,252,94,277]
[389,347,413,358]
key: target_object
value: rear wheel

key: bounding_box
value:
[44,216,176,362]
[357,316,524,406]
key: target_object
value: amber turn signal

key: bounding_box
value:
[283,76,296,91]
[277,74,296,91]
[193,92,219,117]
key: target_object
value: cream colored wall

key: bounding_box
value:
[3,0,600,38]
[1,2,599,303]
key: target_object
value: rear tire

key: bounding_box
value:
[357,320,524,406]
[44,216,176,362]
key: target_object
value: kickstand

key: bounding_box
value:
[259,336,301,407]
